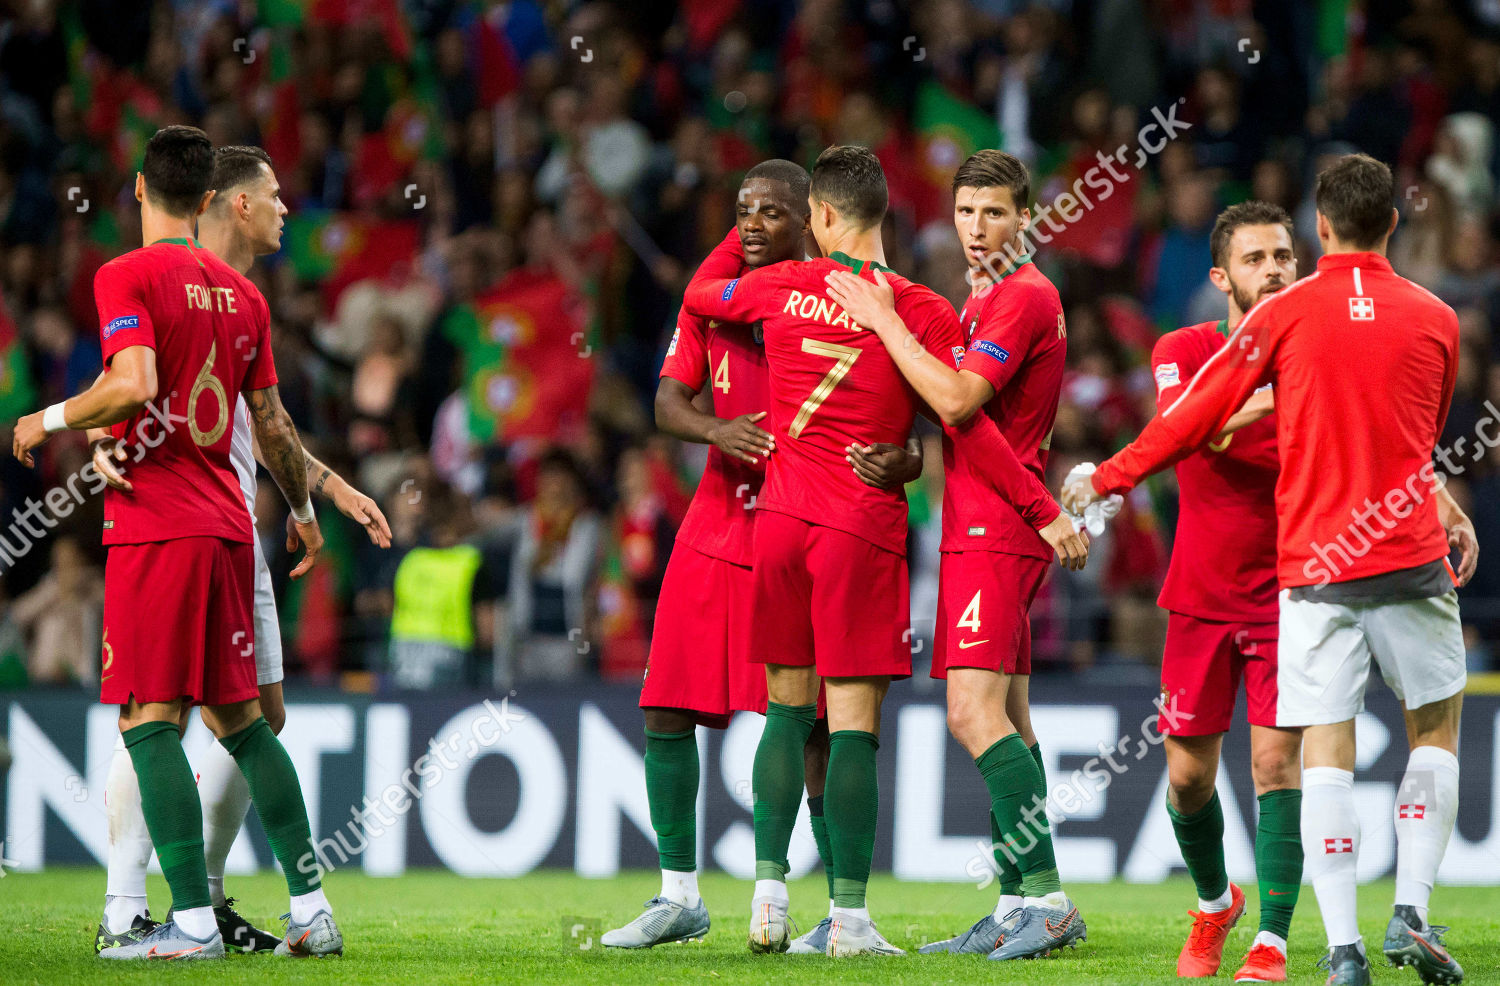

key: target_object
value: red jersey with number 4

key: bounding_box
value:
[944,259,1066,559]
[661,230,767,567]
[1152,321,1279,622]
[1095,253,1457,587]
[95,238,277,546]
[683,253,963,556]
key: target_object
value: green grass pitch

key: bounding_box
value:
[3,869,1497,984]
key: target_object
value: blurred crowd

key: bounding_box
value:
[1,0,1498,691]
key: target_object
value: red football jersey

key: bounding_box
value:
[1152,321,1279,622]
[943,258,1066,559]
[683,252,963,555]
[1095,253,1458,587]
[96,238,277,546]
[661,229,767,567]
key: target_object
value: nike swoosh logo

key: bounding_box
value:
[147,945,204,959]
[957,639,990,649]
[1413,935,1451,963]
[1267,889,1290,895]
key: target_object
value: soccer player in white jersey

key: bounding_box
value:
[89,145,392,953]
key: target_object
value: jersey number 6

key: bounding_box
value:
[189,341,230,447]
[789,338,860,438]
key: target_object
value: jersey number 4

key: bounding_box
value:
[789,339,860,438]
[714,352,731,394]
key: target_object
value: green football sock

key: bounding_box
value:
[1002,741,1050,894]
[807,795,836,900]
[1168,789,1228,903]
[977,734,1061,897]
[752,702,816,881]
[644,728,698,872]
[825,730,879,908]
[1256,789,1303,938]
[122,721,211,911]
[219,717,320,895]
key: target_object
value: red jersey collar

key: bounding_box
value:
[1315,251,1391,273]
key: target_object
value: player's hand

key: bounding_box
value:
[846,442,919,489]
[1039,510,1090,571]
[1061,463,1102,514]
[90,436,133,491]
[285,513,324,579]
[707,411,775,464]
[11,411,50,467]
[1447,514,1479,586]
[330,478,393,548]
[824,269,897,335]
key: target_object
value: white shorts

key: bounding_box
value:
[253,536,284,686]
[1276,588,1465,727]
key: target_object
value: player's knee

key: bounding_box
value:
[1250,745,1299,791]
[1167,760,1216,809]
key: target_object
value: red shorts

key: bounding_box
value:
[932,551,1049,678]
[101,537,257,707]
[751,511,910,679]
[1158,612,1279,736]
[641,542,766,727]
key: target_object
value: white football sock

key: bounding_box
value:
[752,879,788,904]
[660,868,700,907]
[197,739,252,908]
[1198,886,1234,913]
[173,905,217,940]
[993,892,1023,922]
[1303,766,1361,947]
[1394,745,1459,923]
[103,894,148,935]
[832,905,870,923]
[1253,930,1288,955]
[290,886,333,924]
[105,736,153,933]
[1025,890,1068,911]
[827,899,836,918]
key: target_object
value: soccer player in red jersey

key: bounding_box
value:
[683,145,1080,957]
[1143,202,1302,983]
[826,149,1090,961]
[11,126,342,960]
[84,145,389,956]
[604,160,919,950]
[1065,155,1478,986]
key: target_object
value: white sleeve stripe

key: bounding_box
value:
[1161,271,1322,417]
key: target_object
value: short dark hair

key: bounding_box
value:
[1209,200,1295,267]
[951,149,1030,209]
[809,145,887,229]
[743,158,811,217]
[1315,153,1395,249]
[141,125,214,218]
[211,145,273,203]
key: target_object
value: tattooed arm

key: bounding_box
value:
[246,384,322,578]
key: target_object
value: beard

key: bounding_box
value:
[1228,275,1283,315]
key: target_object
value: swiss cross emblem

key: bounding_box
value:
[1398,803,1427,820]
[1324,837,1354,854]
[1349,297,1374,320]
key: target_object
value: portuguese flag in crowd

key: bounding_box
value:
[441,267,596,444]
[0,292,37,422]
[910,81,1001,222]
[280,211,422,310]
[595,551,648,681]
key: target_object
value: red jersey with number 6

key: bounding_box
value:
[95,238,277,546]
[683,252,963,556]
[660,230,768,567]
[1152,321,1279,622]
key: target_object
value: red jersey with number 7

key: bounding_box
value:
[94,238,277,546]
[660,229,768,567]
[682,252,960,555]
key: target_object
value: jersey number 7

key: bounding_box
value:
[789,338,860,438]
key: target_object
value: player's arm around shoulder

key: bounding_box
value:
[823,270,993,425]
[246,384,321,577]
